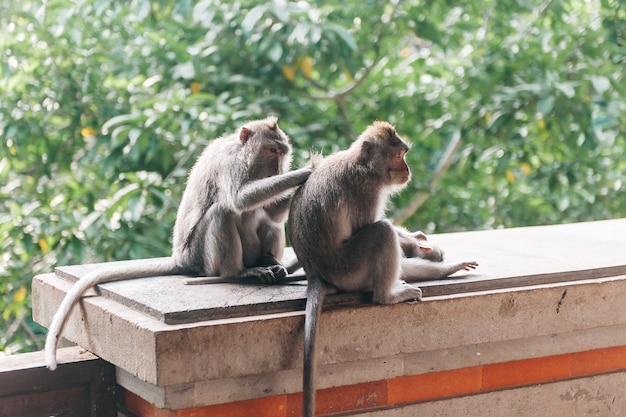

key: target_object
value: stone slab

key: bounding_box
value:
[52,219,626,324]
[32,268,626,388]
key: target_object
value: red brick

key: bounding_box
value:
[122,390,175,417]
[177,396,286,417]
[286,381,387,417]
[387,366,482,405]
[571,345,626,376]
[482,354,571,390]
[317,381,387,415]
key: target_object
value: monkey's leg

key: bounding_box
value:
[200,205,245,278]
[258,212,303,275]
[256,217,286,264]
[337,220,422,304]
[239,215,288,284]
[197,207,285,284]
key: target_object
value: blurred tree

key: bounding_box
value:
[1,0,624,353]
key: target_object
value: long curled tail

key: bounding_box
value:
[303,276,327,417]
[45,258,178,370]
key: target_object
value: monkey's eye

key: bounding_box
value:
[270,147,278,154]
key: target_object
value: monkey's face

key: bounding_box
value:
[369,122,412,187]
[388,147,411,186]
[262,143,289,176]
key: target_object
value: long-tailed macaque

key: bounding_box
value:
[45,116,311,370]
[287,121,478,417]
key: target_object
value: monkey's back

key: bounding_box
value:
[288,149,383,277]
[172,135,245,270]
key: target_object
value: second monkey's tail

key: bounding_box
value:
[303,276,327,417]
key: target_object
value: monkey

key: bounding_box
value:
[287,121,478,417]
[45,116,311,370]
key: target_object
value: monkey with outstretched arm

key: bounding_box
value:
[45,116,311,370]
[288,121,477,417]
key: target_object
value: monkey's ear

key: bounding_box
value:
[240,127,253,143]
[417,241,433,252]
[360,140,373,160]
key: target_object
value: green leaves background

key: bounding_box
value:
[1,0,624,353]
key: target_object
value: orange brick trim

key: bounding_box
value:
[123,345,626,417]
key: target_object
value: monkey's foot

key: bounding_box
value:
[375,282,423,304]
[257,264,288,285]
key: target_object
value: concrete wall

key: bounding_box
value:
[31,219,626,416]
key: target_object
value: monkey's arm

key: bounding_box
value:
[234,167,311,211]
[400,257,478,282]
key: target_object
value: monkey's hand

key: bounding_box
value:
[292,167,313,184]
[460,261,479,271]
[447,261,479,276]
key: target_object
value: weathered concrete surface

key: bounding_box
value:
[48,219,626,324]
[31,219,626,409]
[32,272,626,407]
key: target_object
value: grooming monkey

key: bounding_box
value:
[45,116,311,370]
[287,121,478,417]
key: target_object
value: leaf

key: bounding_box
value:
[102,114,142,133]
[496,152,512,175]
[325,23,357,51]
[242,5,266,34]
[107,183,140,216]
[505,170,516,184]
[126,192,147,222]
[13,286,27,303]
[282,65,295,80]
[172,62,196,80]
[536,96,555,116]
[590,75,611,94]
[78,211,102,232]
[299,56,313,77]
[38,238,49,253]
[555,82,576,99]
[266,42,283,63]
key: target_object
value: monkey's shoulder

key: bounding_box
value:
[202,134,242,155]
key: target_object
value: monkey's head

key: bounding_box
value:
[354,121,411,190]
[239,116,293,177]
[416,239,445,262]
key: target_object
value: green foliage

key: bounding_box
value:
[1,0,625,353]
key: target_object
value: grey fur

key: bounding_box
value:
[288,121,477,417]
[45,117,311,370]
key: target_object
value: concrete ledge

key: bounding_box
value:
[31,219,626,414]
